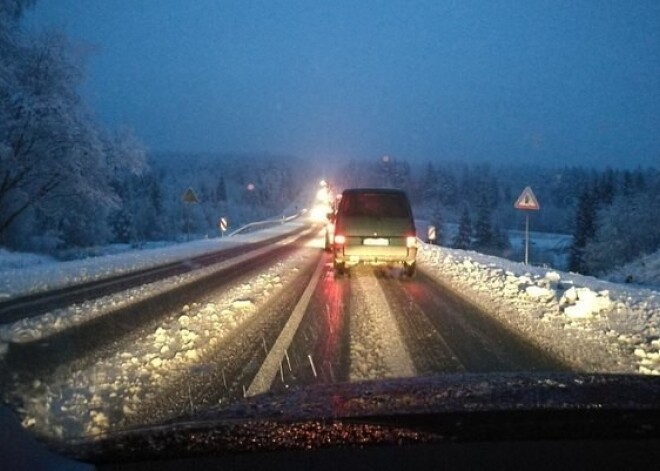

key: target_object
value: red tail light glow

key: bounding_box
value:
[406,236,417,248]
[334,234,346,245]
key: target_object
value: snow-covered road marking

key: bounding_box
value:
[246,255,325,397]
[349,270,416,381]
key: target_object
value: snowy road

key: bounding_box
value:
[1,233,568,440]
[0,225,309,324]
[268,263,565,396]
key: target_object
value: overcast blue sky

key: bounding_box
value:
[26,1,660,168]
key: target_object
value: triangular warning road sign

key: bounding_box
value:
[182,187,199,204]
[514,186,540,211]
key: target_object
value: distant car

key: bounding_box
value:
[331,188,417,276]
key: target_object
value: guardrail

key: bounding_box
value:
[228,211,303,237]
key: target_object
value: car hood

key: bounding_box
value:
[55,372,660,462]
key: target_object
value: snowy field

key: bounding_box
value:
[415,220,572,270]
[0,248,56,272]
[506,229,572,269]
[417,243,660,375]
[606,250,660,290]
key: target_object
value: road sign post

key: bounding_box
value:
[219,217,228,237]
[514,186,540,265]
[524,213,530,265]
[182,188,199,241]
[427,225,436,244]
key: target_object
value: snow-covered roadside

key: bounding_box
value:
[0,248,56,271]
[0,227,316,345]
[14,245,321,439]
[606,249,660,290]
[0,222,308,301]
[417,244,660,375]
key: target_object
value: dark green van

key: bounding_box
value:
[332,188,417,277]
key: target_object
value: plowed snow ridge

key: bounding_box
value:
[349,271,415,381]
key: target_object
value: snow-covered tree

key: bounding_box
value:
[453,206,472,250]
[436,166,458,206]
[421,162,439,202]
[568,187,598,273]
[473,195,493,249]
[584,179,660,274]
[492,223,511,252]
[0,5,147,250]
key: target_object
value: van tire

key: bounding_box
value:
[334,261,346,277]
[404,262,416,278]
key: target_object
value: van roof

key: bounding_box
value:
[341,188,407,195]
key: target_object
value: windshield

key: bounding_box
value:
[1,0,660,461]
[339,191,411,218]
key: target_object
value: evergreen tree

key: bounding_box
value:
[473,195,493,249]
[568,188,598,273]
[390,159,411,191]
[633,168,646,191]
[492,223,512,252]
[216,176,227,202]
[621,171,635,196]
[596,167,616,205]
[143,174,165,239]
[437,166,458,206]
[503,184,513,206]
[421,162,439,202]
[453,206,472,250]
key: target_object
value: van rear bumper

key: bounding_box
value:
[334,246,417,266]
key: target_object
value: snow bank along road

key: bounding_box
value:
[0,225,309,325]
[417,244,660,376]
[1,230,568,440]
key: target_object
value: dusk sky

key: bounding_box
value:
[26,1,660,168]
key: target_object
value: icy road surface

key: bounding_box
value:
[3,235,565,440]
[2,230,660,441]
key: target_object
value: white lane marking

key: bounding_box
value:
[349,271,416,381]
[246,255,325,397]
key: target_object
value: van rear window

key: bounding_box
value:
[341,192,410,218]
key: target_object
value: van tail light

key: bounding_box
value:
[334,234,346,245]
[406,236,417,248]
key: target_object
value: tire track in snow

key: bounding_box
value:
[349,269,416,381]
